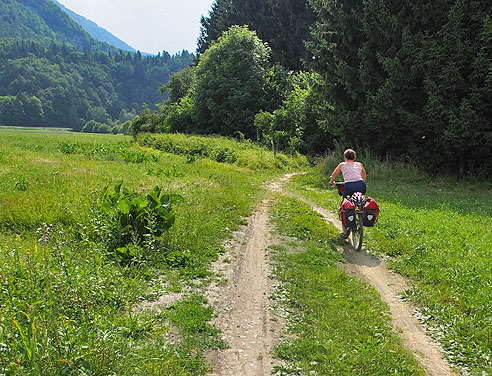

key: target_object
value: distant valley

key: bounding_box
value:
[0,0,192,132]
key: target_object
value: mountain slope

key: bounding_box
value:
[0,0,113,52]
[52,0,137,52]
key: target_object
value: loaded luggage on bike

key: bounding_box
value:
[328,148,378,251]
[339,197,356,228]
[362,197,379,227]
[333,181,380,251]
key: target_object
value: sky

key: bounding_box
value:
[56,0,215,55]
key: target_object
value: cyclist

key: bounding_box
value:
[329,148,367,238]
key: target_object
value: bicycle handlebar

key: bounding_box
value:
[329,176,345,196]
[328,176,343,186]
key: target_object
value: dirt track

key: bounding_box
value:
[206,174,458,376]
[205,179,285,375]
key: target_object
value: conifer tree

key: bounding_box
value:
[197,0,314,70]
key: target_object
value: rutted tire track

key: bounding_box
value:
[205,177,291,375]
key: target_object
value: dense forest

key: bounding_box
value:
[0,39,193,131]
[133,0,492,177]
[0,0,193,131]
[307,0,492,177]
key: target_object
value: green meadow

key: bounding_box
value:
[287,152,492,375]
[1,131,490,375]
[0,131,305,375]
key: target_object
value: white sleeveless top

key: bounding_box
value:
[342,162,363,183]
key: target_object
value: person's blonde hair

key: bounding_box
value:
[344,148,356,160]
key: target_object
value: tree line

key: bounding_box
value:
[308,0,492,177]
[133,0,491,178]
[131,26,331,156]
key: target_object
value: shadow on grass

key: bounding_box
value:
[341,245,381,268]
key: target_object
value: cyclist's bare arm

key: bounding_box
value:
[330,163,343,185]
[360,163,367,181]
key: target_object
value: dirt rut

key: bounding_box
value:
[206,181,285,375]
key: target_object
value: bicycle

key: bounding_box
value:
[333,181,365,251]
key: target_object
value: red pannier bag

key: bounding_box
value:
[339,198,356,228]
[363,197,379,227]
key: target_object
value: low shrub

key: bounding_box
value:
[58,141,156,163]
[89,182,183,265]
[136,132,308,170]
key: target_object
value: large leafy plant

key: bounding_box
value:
[95,182,183,262]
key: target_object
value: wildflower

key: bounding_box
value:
[36,223,53,244]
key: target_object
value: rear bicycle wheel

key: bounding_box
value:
[351,214,363,251]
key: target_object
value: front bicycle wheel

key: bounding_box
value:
[351,214,363,251]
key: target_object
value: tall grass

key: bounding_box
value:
[292,152,492,375]
[0,131,285,374]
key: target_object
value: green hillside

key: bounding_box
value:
[0,0,111,52]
